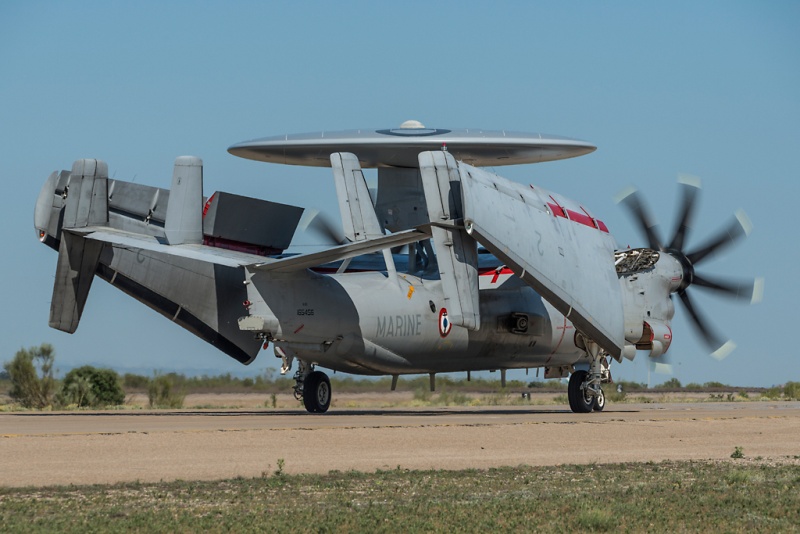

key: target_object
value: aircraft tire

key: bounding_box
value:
[568,370,594,413]
[303,371,331,413]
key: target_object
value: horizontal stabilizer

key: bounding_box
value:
[82,227,263,267]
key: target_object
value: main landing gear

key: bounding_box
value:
[293,361,331,413]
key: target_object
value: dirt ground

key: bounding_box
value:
[2,397,799,487]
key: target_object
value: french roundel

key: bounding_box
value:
[438,308,452,338]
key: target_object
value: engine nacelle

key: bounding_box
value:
[640,320,673,357]
[617,248,681,357]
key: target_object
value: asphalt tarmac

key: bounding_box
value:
[2,402,799,487]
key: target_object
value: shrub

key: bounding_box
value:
[657,378,682,389]
[3,344,56,408]
[59,366,125,407]
[783,381,800,400]
[148,373,185,408]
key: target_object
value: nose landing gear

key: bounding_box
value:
[568,338,611,413]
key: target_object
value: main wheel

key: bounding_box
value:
[568,370,595,413]
[303,371,331,413]
[593,387,605,412]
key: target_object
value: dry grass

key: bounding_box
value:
[1,459,798,532]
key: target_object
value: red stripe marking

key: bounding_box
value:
[546,201,609,234]
[478,267,515,277]
[566,209,595,228]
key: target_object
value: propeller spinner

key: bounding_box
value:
[617,177,763,360]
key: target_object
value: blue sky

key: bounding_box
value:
[2,1,798,387]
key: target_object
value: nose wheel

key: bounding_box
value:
[568,370,606,413]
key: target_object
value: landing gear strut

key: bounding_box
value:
[568,338,610,413]
[293,361,331,413]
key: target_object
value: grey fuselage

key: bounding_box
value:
[245,266,582,375]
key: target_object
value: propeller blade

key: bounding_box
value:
[686,209,751,265]
[615,187,663,250]
[692,274,765,303]
[677,290,736,359]
[667,175,701,252]
[649,352,673,376]
[298,209,347,245]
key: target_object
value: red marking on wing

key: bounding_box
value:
[566,209,595,227]
[546,197,609,233]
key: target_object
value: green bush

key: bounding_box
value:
[657,378,682,389]
[148,373,185,408]
[3,344,56,409]
[59,366,125,407]
[783,381,800,400]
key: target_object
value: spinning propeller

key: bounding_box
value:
[298,209,347,246]
[617,176,763,360]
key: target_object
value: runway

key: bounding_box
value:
[2,402,799,487]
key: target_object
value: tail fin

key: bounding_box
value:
[330,152,401,278]
[330,152,383,242]
[165,156,203,245]
[49,159,109,332]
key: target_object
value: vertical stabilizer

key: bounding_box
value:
[330,153,383,242]
[330,152,399,280]
[165,156,203,245]
[50,233,104,332]
[49,159,109,332]
[63,159,109,228]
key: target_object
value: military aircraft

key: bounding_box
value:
[34,121,762,413]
